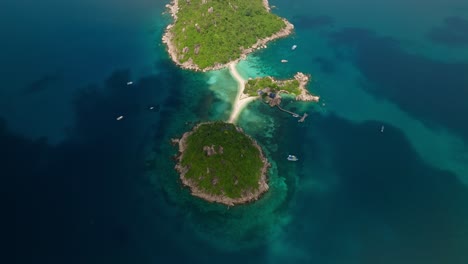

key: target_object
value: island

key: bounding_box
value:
[163,0,294,71]
[244,72,320,106]
[173,122,270,206]
[227,64,320,123]
[164,0,320,205]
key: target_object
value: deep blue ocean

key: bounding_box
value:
[3,0,468,263]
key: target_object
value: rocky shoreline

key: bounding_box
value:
[162,0,294,72]
[173,122,270,206]
[294,72,320,102]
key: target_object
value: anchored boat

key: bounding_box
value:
[287,155,298,161]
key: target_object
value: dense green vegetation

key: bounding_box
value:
[181,122,264,198]
[244,77,301,96]
[172,0,286,69]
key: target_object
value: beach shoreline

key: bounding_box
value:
[228,63,257,123]
[227,65,320,123]
[162,0,294,72]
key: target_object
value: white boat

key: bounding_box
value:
[126,81,133,85]
[281,59,288,63]
[291,45,297,50]
[116,115,124,121]
[287,155,298,161]
[381,125,385,132]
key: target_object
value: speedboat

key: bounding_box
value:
[287,155,298,161]
[291,45,297,50]
[281,59,288,63]
[148,104,161,112]
[116,115,124,121]
[127,81,133,85]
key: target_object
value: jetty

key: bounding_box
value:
[298,113,308,122]
[276,105,308,122]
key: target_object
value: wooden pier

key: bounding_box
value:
[276,105,308,122]
[298,113,308,122]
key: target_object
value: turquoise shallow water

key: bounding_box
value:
[3,0,468,263]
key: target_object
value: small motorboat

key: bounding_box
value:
[287,155,298,161]
[116,115,124,121]
[148,104,161,112]
[281,59,288,63]
[291,45,297,50]
[381,125,385,133]
[127,81,133,85]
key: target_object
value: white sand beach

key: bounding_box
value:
[227,63,257,123]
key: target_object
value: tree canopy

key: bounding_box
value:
[171,0,286,69]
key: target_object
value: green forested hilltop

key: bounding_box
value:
[180,122,264,199]
[244,77,301,96]
[171,0,286,69]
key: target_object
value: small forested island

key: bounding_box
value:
[173,122,270,206]
[163,0,294,71]
[245,76,301,96]
[244,72,320,106]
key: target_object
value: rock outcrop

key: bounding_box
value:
[294,72,320,102]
